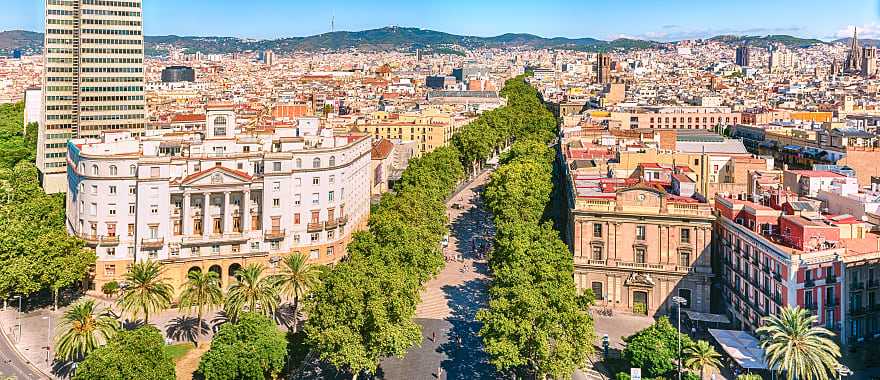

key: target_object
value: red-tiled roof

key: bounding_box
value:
[371,139,394,160]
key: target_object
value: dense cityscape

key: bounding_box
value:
[1,0,880,379]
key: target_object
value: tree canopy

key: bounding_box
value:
[72,326,175,380]
[197,313,289,380]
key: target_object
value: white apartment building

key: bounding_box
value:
[66,105,372,291]
[42,0,146,193]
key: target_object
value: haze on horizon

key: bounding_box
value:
[2,0,880,42]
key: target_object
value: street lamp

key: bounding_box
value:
[11,295,21,343]
[42,315,51,365]
[672,296,688,380]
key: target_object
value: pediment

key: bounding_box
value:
[180,167,252,186]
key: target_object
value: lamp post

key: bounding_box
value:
[42,315,51,365]
[672,296,688,380]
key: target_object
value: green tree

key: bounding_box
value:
[304,258,421,379]
[101,281,120,299]
[224,263,279,321]
[117,260,173,325]
[72,326,175,380]
[55,299,119,362]
[684,340,722,380]
[197,312,288,380]
[37,230,95,310]
[757,307,841,380]
[178,270,224,344]
[622,317,694,378]
[271,252,321,332]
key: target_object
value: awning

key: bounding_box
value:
[684,311,730,324]
[708,329,768,370]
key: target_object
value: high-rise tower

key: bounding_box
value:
[735,46,750,67]
[41,0,146,193]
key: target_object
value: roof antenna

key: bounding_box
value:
[331,13,335,33]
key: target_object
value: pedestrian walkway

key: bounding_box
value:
[381,169,497,379]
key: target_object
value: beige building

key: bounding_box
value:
[42,0,146,193]
[568,186,714,316]
[356,109,468,156]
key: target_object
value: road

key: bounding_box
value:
[0,324,46,380]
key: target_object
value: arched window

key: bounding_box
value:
[91,164,99,176]
[109,165,117,176]
[312,157,321,168]
[129,164,137,176]
[214,115,227,125]
[296,158,302,168]
[329,156,336,166]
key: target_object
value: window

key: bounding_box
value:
[327,246,334,256]
[273,162,282,172]
[90,203,97,215]
[296,158,302,168]
[592,246,603,260]
[212,245,220,254]
[312,193,319,205]
[636,225,646,240]
[150,204,158,215]
[129,204,136,214]
[310,232,320,242]
[91,185,98,195]
[294,194,301,206]
[328,191,335,202]
[109,165,117,175]
[109,185,117,194]
[129,164,137,176]
[108,204,116,215]
[635,248,646,263]
[329,175,335,184]
[273,181,280,191]
[327,229,335,239]
[271,241,280,250]
[273,198,280,207]
[104,264,116,276]
[312,177,319,185]
[250,242,260,251]
[678,289,692,309]
[106,247,116,256]
[329,156,336,166]
[679,251,691,266]
[92,164,99,175]
[295,178,302,186]
[593,223,603,238]
[150,166,160,177]
[680,228,690,243]
[312,158,321,168]
[294,213,301,224]
[592,282,604,300]
[309,249,319,259]
[128,185,136,195]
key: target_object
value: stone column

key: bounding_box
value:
[183,192,191,236]
[223,191,232,234]
[243,189,252,232]
[203,192,210,236]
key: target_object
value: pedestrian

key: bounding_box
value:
[432,331,436,342]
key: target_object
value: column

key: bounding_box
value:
[183,192,192,236]
[243,189,252,232]
[203,192,210,236]
[223,191,232,235]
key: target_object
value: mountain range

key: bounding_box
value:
[0,26,849,57]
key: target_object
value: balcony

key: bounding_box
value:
[181,233,248,246]
[140,237,165,249]
[77,233,121,246]
[324,219,338,230]
[826,275,837,284]
[851,282,865,291]
[338,215,349,226]
[264,229,285,241]
[869,279,880,289]
[307,222,323,233]
[805,279,815,288]
[805,303,818,311]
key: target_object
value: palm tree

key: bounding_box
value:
[178,270,224,343]
[224,263,279,321]
[272,253,321,331]
[757,307,841,380]
[684,340,723,380]
[117,260,173,325]
[55,299,119,362]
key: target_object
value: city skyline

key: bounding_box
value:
[2,0,880,42]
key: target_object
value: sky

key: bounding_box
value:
[2,0,880,42]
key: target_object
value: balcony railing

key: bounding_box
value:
[338,215,349,225]
[307,222,323,233]
[805,303,818,311]
[264,229,285,240]
[868,279,880,289]
[805,279,815,288]
[181,233,248,245]
[324,219,338,229]
[826,275,837,283]
[573,257,707,274]
[78,233,121,245]
[140,237,165,249]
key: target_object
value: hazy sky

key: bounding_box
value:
[2,0,879,41]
